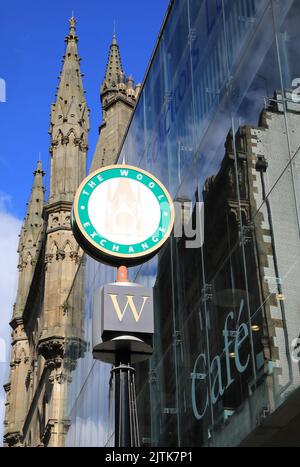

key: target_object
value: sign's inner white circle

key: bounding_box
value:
[88,178,161,245]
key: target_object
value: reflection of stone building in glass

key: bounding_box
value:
[242,92,300,395]
[143,91,300,447]
[3,17,139,447]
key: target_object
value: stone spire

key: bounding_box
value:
[53,16,85,113]
[49,15,89,203]
[90,34,139,172]
[37,17,89,446]
[12,161,45,322]
[101,33,124,95]
[3,161,45,448]
[24,161,45,232]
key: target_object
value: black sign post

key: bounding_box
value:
[112,350,137,447]
[71,165,174,448]
[92,265,154,447]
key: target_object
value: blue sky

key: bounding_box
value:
[0,0,169,444]
[0,0,169,219]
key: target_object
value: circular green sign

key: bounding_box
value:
[72,165,174,266]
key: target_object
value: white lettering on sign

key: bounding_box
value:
[291,338,300,363]
[120,170,129,177]
[88,181,97,189]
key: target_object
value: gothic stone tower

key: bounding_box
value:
[90,33,140,171]
[37,16,89,447]
[3,162,45,447]
[3,17,89,447]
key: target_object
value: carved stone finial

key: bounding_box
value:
[69,16,76,37]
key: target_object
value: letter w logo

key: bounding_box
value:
[109,294,149,323]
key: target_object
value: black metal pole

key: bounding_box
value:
[111,268,141,448]
[113,349,132,448]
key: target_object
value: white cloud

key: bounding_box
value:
[0,196,22,445]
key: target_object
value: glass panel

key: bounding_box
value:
[64,0,300,447]
[272,0,300,237]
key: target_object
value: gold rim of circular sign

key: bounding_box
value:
[73,164,175,261]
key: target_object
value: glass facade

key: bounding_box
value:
[64,0,300,447]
